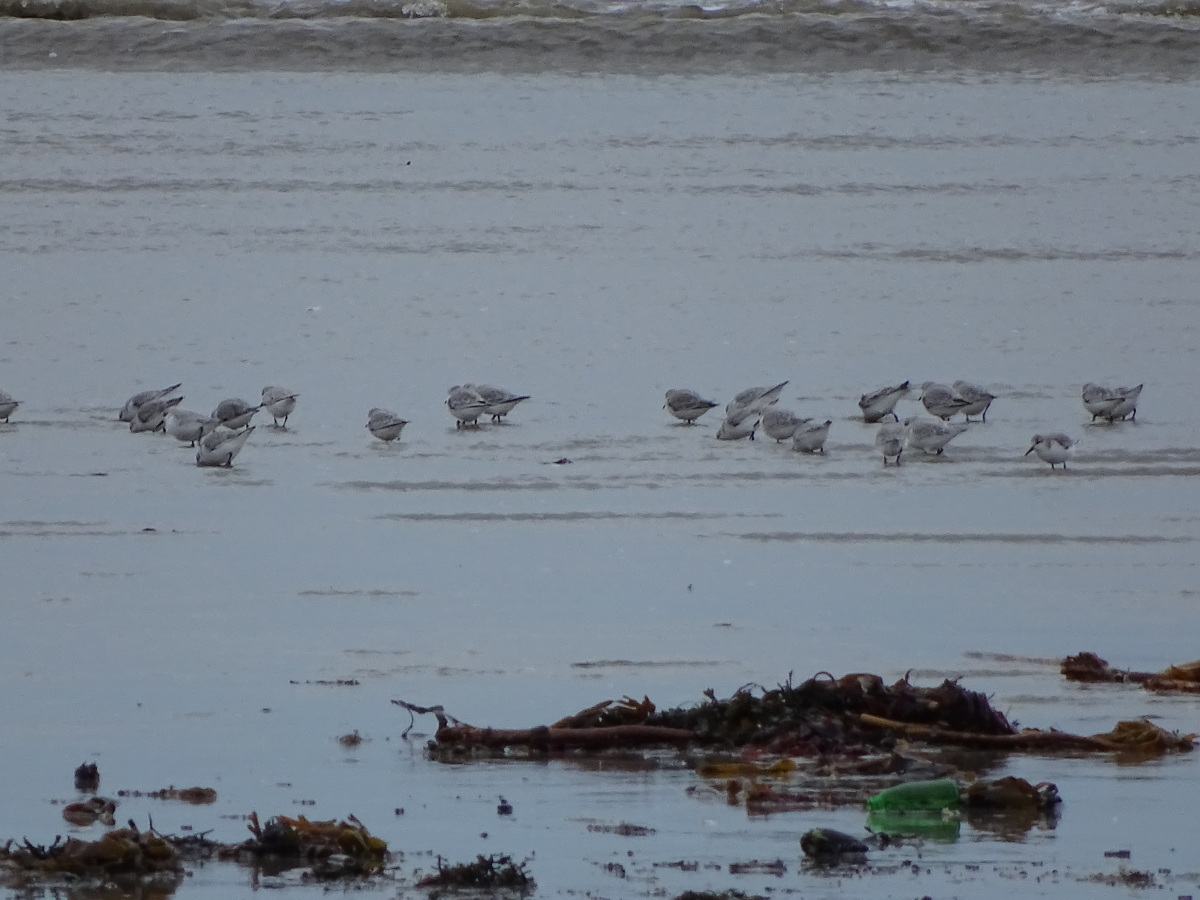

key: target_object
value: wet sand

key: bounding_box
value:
[2,71,1199,898]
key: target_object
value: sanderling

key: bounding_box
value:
[261,385,299,427]
[212,398,261,431]
[1107,384,1143,422]
[792,419,832,453]
[165,409,219,446]
[761,407,809,443]
[367,408,409,442]
[1026,433,1075,469]
[0,390,18,422]
[119,382,181,422]
[196,426,255,467]
[920,382,971,421]
[858,381,908,423]
[726,380,789,415]
[1081,383,1122,422]
[466,384,530,423]
[952,381,996,422]
[663,389,719,425]
[446,385,488,428]
[875,421,908,466]
[905,416,969,455]
[716,406,760,441]
[129,395,184,434]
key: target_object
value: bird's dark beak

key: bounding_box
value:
[1024,446,1035,455]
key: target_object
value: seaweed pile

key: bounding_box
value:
[0,822,184,893]
[1,813,390,892]
[1063,651,1200,694]
[647,672,1015,754]
[239,812,389,878]
[405,668,1193,759]
[416,853,534,892]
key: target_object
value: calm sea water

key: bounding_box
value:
[1,56,1199,899]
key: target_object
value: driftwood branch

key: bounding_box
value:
[1062,652,1200,694]
[858,714,1194,754]
[434,723,694,750]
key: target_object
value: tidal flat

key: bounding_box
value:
[2,70,1200,898]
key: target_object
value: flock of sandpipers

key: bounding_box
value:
[0,379,1140,470]
[662,378,1143,469]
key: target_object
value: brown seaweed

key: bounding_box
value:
[1063,651,1200,694]
[415,853,533,891]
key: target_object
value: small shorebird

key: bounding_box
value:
[663,389,719,425]
[906,417,970,456]
[792,419,832,453]
[919,382,970,421]
[1107,384,1143,422]
[0,390,19,422]
[129,395,184,433]
[212,398,261,431]
[1026,433,1075,469]
[367,408,409,443]
[446,385,488,428]
[726,380,788,415]
[1081,383,1122,422]
[858,381,908,423]
[761,407,808,443]
[876,421,908,466]
[165,409,219,446]
[466,384,530,423]
[261,385,299,427]
[716,406,760,441]
[952,381,996,422]
[196,426,255,467]
[119,382,181,422]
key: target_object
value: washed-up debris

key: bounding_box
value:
[964,776,1060,812]
[61,797,117,827]
[799,827,868,860]
[394,696,692,753]
[400,669,1192,758]
[586,821,654,836]
[864,776,1062,842]
[1083,868,1158,888]
[0,822,183,888]
[415,853,533,891]
[73,762,100,791]
[654,673,1016,751]
[1063,651,1200,694]
[239,812,387,875]
[675,892,767,900]
[858,714,1193,755]
[868,777,960,812]
[116,786,217,804]
[962,777,1062,839]
[2,813,389,893]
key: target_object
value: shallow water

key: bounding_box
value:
[1,70,1199,898]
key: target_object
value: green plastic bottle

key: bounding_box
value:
[866,777,961,812]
